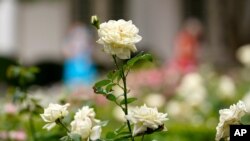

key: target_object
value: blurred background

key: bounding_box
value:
[1,0,250,74]
[1,0,250,141]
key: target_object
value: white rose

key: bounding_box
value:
[74,106,96,120]
[70,118,92,139]
[165,101,193,120]
[144,93,165,108]
[125,104,168,136]
[70,118,102,140]
[215,101,247,141]
[236,44,250,67]
[40,103,70,130]
[177,72,204,94]
[177,72,207,106]
[218,75,235,99]
[71,106,102,140]
[97,19,142,59]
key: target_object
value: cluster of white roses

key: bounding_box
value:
[215,101,248,141]
[41,103,102,140]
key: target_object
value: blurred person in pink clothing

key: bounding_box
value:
[163,18,203,95]
[168,18,203,74]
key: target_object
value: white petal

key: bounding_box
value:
[90,126,102,140]
[116,49,131,59]
[133,123,147,136]
[43,122,56,131]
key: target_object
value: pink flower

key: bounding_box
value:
[4,103,18,115]
[10,130,26,141]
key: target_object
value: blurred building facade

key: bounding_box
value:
[1,0,250,67]
[0,0,181,65]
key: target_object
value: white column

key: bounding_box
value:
[0,0,17,56]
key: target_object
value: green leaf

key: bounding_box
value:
[94,139,104,141]
[60,136,70,141]
[106,132,116,139]
[93,87,108,95]
[107,70,122,82]
[28,67,40,73]
[94,79,111,87]
[114,138,130,141]
[126,52,153,69]
[114,132,131,141]
[120,97,137,105]
[69,134,81,141]
[106,83,116,92]
[7,66,20,78]
[114,124,127,134]
[106,94,116,101]
[107,71,114,79]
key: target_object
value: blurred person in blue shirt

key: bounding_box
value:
[62,22,97,90]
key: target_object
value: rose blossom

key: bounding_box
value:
[218,75,235,99]
[70,118,101,140]
[4,103,18,115]
[40,103,70,130]
[144,93,165,108]
[70,106,102,140]
[125,104,168,136]
[177,72,207,106]
[74,106,96,120]
[215,101,247,141]
[97,19,142,59]
[236,44,250,67]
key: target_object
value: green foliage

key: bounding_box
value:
[107,70,122,82]
[92,52,155,141]
[60,134,82,141]
[70,134,81,141]
[125,52,153,70]
[94,80,112,88]
[106,124,131,141]
[120,98,137,105]
[7,65,39,88]
[106,94,117,102]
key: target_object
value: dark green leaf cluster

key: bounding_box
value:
[7,65,39,89]
[105,124,131,141]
